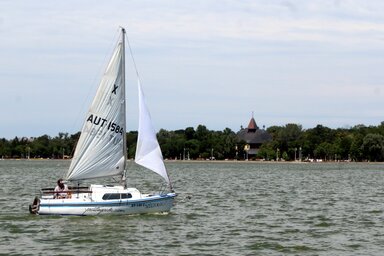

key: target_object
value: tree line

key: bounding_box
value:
[1,122,384,161]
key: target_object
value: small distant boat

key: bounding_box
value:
[29,28,176,216]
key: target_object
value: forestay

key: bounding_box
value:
[66,40,126,181]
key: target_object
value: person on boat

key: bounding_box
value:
[54,178,68,199]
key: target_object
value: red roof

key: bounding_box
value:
[247,117,258,130]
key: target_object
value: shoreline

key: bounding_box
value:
[1,158,383,164]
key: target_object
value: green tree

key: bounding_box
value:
[0,138,11,158]
[126,131,138,159]
[185,127,195,140]
[257,142,276,160]
[302,125,334,159]
[314,142,333,160]
[362,134,384,161]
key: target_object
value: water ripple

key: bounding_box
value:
[1,160,384,255]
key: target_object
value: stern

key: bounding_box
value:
[29,196,40,214]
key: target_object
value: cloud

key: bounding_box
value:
[1,0,384,138]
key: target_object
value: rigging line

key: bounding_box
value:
[124,30,140,80]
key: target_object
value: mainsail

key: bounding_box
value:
[66,33,126,181]
[135,80,171,186]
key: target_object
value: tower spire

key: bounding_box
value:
[247,112,258,132]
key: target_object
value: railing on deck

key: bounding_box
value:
[41,186,93,197]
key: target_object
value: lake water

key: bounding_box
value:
[1,160,384,255]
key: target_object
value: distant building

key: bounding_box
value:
[237,115,271,158]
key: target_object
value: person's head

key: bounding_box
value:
[57,178,64,189]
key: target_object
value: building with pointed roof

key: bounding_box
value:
[237,115,271,158]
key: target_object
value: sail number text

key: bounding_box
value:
[87,114,124,135]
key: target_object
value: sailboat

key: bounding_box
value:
[29,28,176,216]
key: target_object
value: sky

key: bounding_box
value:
[1,0,384,139]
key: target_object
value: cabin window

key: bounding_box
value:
[102,193,132,200]
[121,193,132,199]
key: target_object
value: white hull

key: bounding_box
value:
[30,185,176,216]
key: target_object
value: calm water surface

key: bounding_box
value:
[1,160,384,255]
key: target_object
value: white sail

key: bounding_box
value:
[135,80,171,185]
[66,37,126,181]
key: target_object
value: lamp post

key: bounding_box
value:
[299,147,302,162]
[244,144,250,161]
[26,147,30,160]
[276,148,280,161]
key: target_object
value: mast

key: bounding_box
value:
[121,27,128,185]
